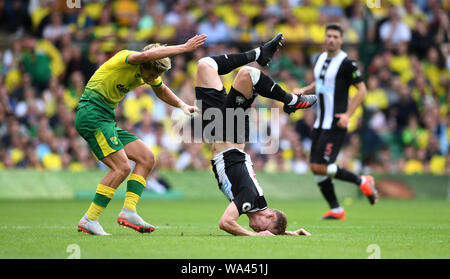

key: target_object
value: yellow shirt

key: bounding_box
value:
[93,24,117,52]
[42,153,63,170]
[430,155,446,175]
[214,4,239,28]
[85,50,162,108]
[11,148,25,165]
[307,24,326,43]
[364,88,389,110]
[292,6,319,24]
[113,0,139,26]
[37,39,65,78]
[84,1,104,20]
[276,23,306,43]
[404,159,424,175]
[239,3,261,19]
[389,54,413,84]
[31,7,51,30]
[5,68,21,92]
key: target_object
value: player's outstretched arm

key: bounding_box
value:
[127,34,207,64]
[293,82,316,95]
[283,228,311,236]
[152,83,199,117]
[219,203,273,236]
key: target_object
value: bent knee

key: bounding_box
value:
[198,57,218,72]
[136,149,155,169]
[113,161,132,178]
[239,66,260,85]
[310,164,327,175]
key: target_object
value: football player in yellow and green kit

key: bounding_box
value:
[75,34,207,235]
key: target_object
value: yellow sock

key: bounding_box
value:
[124,174,146,212]
[86,202,105,221]
[86,184,116,220]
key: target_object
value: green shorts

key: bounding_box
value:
[75,89,139,160]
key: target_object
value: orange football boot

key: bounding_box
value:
[322,209,346,220]
[360,175,378,205]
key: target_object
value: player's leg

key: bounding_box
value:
[204,33,283,77]
[311,167,345,220]
[310,129,377,216]
[232,66,316,110]
[118,132,156,233]
[75,106,131,234]
[195,57,224,90]
[78,149,131,235]
[309,129,345,219]
[195,32,283,81]
[230,66,255,100]
[324,162,377,205]
[310,129,377,205]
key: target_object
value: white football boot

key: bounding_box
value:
[77,214,111,236]
[117,208,155,233]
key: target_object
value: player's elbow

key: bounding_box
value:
[357,83,367,97]
[218,218,231,231]
[218,219,227,231]
[359,87,366,98]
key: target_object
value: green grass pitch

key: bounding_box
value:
[0,198,449,259]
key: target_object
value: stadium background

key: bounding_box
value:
[0,0,450,261]
[0,0,449,199]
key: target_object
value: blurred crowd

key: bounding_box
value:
[0,0,449,176]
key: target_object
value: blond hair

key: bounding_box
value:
[141,43,172,74]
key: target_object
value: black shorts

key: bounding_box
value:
[310,128,347,164]
[194,87,256,143]
[211,148,267,215]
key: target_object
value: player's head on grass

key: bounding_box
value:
[248,208,287,235]
[140,43,172,83]
[325,23,344,54]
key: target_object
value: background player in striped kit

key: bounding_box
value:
[291,23,377,220]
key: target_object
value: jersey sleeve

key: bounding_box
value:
[105,50,140,68]
[123,50,140,64]
[347,59,363,85]
[147,76,163,87]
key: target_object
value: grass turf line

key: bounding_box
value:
[0,199,449,259]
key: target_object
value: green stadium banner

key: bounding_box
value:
[0,170,448,200]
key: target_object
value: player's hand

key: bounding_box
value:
[295,228,311,236]
[293,88,306,95]
[284,228,311,236]
[184,34,207,52]
[335,113,349,129]
[256,230,275,236]
[180,103,200,117]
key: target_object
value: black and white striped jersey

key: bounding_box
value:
[313,50,362,130]
[211,148,267,215]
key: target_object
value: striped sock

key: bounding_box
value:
[86,184,116,220]
[124,173,146,212]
